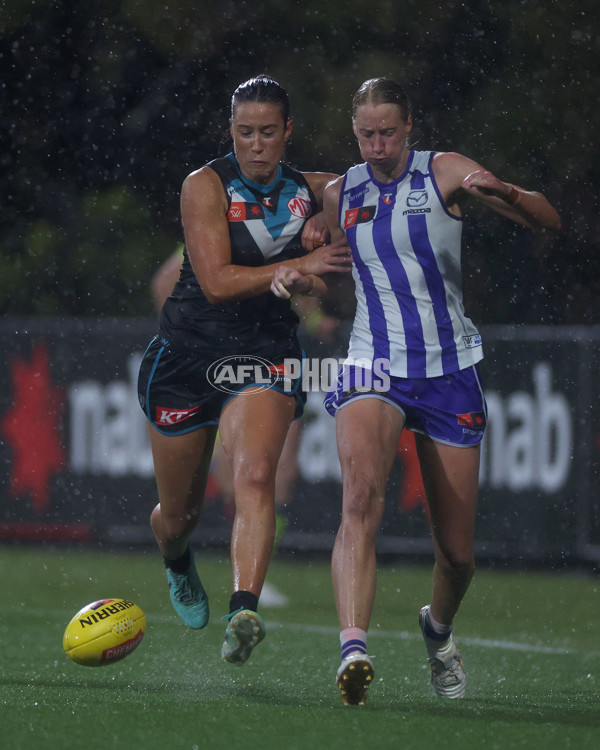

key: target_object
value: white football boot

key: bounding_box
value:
[419,605,466,699]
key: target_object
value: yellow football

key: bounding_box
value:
[63,598,146,667]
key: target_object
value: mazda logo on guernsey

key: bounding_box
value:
[207,355,284,394]
[406,190,428,207]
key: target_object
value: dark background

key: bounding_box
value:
[1,0,598,322]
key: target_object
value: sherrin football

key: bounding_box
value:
[63,598,146,667]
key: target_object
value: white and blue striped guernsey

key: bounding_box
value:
[339,150,483,379]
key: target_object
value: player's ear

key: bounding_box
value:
[284,118,294,143]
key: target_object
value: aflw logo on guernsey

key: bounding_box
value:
[287,197,312,218]
[344,205,376,228]
[227,202,265,221]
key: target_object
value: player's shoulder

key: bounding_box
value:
[298,170,338,195]
[180,163,229,215]
[182,163,223,192]
[300,170,338,183]
[432,151,482,177]
[323,174,344,200]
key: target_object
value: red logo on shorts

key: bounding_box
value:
[457,412,486,429]
[155,406,201,426]
[267,363,288,375]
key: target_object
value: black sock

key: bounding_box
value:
[229,590,258,614]
[163,547,191,575]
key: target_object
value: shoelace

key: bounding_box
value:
[172,574,198,604]
[430,655,463,684]
[221,607,247,622]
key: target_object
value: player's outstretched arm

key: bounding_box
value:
[433,152,561,232]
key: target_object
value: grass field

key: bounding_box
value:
[1,546,599,750]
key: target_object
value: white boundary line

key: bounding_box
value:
[270,621,574,656]
[13,606,587,657]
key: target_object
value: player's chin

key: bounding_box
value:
[246,161,278,183]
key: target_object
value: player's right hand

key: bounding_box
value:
[301,237,353,276]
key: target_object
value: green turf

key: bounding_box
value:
[0,546,598,750]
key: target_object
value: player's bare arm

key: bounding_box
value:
[433,152,561,231]
[301,172,340,251]
[323,176,347,243]
[271,235,351,299]
[301,212,330,252]
[272,177,351,300]
[182,167,351,305]
[304,171,339,206]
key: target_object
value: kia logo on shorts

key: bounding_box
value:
[207,355,280,394]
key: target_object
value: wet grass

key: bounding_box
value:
[0,547,599,749]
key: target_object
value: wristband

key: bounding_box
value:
[504,186,521,206]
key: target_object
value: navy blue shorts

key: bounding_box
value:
[137,336,306,436]
[324,364,487,446]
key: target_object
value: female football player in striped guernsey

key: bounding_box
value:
[272,77,560,704]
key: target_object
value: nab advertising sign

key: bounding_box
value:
[1,318,599,563]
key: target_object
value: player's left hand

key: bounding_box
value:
[271,266,310,299]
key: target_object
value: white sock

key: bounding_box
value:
[340,627,368,660]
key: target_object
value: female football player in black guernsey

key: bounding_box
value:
[137,76,351,665]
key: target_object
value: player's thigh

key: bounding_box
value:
[219,387,296,477]
[336,396,405,494]
[415,435,480,548]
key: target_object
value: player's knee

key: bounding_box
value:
[150,503,198,542]
[438,550,475,577]
[233,456,276,495]
[341,478,385,533]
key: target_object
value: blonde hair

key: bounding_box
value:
[352,78,411,122]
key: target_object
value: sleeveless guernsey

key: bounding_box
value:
[339,150,483,379]
[159,153,318,359]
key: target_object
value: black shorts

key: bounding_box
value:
[137,336,306,435]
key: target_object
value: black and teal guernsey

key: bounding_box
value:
[159,153,318,359]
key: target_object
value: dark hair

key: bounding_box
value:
[352,77,411,122]
[231,76,291,123]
